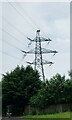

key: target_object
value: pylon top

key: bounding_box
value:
[37,30,40,32]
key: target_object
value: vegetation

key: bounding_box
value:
[30,73,72,109]
[2,65,72,116]
[2,65,41,116]
[21,112,71,118]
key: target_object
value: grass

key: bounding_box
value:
[21,112,72,119]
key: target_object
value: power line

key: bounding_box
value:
[2,16,27,38]
[7,1,36,31]
[0,50,21,60]
[0,39,21,51]
[15,2,49,38]
[4,1,51,44]
[2,17,35,49]
[13,3,51,48]
[0,27,27,47]
[6,0,52,41]
[0,50,27,65]
[14,2,40,30]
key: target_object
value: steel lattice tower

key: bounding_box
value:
[21,30,58,81]
[35,30,45,80]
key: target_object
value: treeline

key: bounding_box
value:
[2,65,72,116]
[30,74,72,109]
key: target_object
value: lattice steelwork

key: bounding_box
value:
[21,30,58,81]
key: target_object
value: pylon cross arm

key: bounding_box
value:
[21,48,58,54]
[27,59,54,65]
[27,36,52,42]
[42,48,58,54]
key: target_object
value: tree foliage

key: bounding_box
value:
[30,73,72,109]
[2,66,72,115]
[2,65,41,116]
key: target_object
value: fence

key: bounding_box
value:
[24,103,72,115]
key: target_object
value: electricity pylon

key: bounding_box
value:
[21,30,58,81]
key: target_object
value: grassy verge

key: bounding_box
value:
[21,112,71,119]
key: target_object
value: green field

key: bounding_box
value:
[21,112,72,119]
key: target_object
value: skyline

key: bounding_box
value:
[0,2,70,80]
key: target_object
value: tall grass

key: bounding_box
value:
[21,112,71,119]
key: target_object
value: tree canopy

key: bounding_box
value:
[2,66,72,116]
[2,65,41,116]
[30,73,72,109]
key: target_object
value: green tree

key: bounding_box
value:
[30,74,68,109]
[2,65,41,116]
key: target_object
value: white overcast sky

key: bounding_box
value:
[0,1,70,80]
